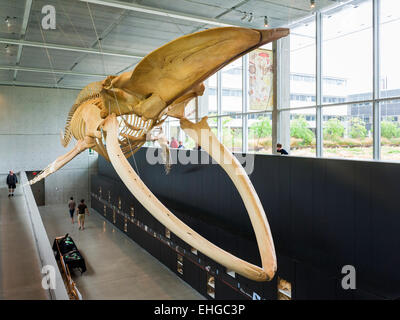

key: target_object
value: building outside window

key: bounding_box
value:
[323,104,373,159]
[290,17,316,110]
[221,58,243,115]
[280,0,400,162]
[322,1,373,103]
[161,0,400,163]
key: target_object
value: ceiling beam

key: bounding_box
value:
[80,0,249,27]
[14,0,33,81]
[0,65,109,78]
[20,0,33,36]
[0,38,145,59]
[0,81,83,90]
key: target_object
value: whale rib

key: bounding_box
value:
[104,114,275,281]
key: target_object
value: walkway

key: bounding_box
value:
[0,183,48,299]
[39,204,205,300]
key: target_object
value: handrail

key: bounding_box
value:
[54,236,82,300]
[20,171,69,300]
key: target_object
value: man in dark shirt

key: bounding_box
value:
[277,143,289,155]
[6,170,18,197]
[77,199,89,230]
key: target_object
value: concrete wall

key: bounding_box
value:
[0,85,97,205]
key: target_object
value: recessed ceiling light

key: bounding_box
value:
[310,0,316,9]
[248,13,253,23]
[5,16,17,29]
[264,16,269,27]
[5,17,11,28]
[241,12,248,21]
[5,45,13,56]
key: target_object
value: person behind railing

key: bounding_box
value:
[276,143,288,155]
[170,137,179,148]
[6,170,18,197]
[178,140,184,149]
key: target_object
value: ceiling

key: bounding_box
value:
[0,0,343,90]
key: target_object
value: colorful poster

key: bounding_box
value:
[249,49,273,111]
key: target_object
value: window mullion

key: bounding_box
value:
[243,55,248,153]
[316,11,323,158]
[217,70,222,141]
[373,0,381,160]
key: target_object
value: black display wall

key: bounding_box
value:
[92,148,400,300]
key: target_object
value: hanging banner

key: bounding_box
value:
[248,49,273,111]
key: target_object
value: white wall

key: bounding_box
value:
[0,86,98,205]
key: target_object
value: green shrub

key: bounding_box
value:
[381,120,400,139]
[290,116,314,145]
[250,117,272,140]
[290,137,316,149]
[324,118,344,141]
[350,117,367,139]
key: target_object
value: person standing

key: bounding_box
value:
[68,197,76,224]
[178,141,184,149]
[170,137,179,148]
[6,170,18,197]
[77,199,89,230]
